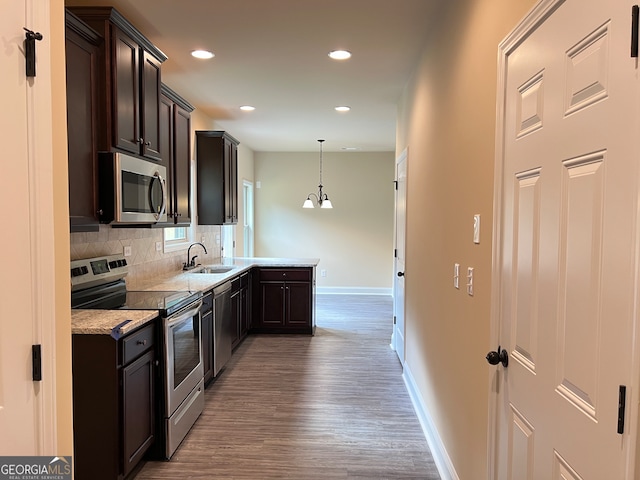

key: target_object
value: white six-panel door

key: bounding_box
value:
[491,0,640,477]
[393,149,407,364]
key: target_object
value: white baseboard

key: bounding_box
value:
[316,287,392,295]
[403,364,460,480]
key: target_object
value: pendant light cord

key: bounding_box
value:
[318,139,325,188]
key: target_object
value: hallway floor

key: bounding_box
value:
[136,294,440,479]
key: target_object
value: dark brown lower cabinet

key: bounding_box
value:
[252,267,315,334]
[122,350,155,476]
[230,272,252,349]
[201,290,214,385]
[72,321,157,480]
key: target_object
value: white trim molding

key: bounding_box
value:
[26,0,58,454]
[403,364,459,480]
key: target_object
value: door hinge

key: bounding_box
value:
[394,248,398,258]
[632,5,639,57]
[32,344,42,381]
[618,385,627,434]
[393,315,397,325]
[394,180,398,190]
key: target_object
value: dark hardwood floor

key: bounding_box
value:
[136,294,440,479]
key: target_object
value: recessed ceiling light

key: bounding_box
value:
[191,50,214,59]
[240,105,255,111]
[328,50,352,60]
[335,106,351,112]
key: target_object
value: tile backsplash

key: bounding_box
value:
[70,225,222,288]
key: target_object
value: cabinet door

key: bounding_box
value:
[141,50,162,160]
[173,104,192,224]
[260,282,285,326]
[201,310,213,384]
[231,288,241,348]
[113,28,140,155]
[286,282,311,326]
[240,284,249,337]
[224,138,238,224]
[158,93,174,221]
[122,349,155,476]
[65,20,100,232]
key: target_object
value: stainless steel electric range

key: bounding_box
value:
[71,254,204,459]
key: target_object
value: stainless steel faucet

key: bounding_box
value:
[183,242,208,270]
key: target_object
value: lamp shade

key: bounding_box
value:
[320,198,333,209]
[303,198,314,208]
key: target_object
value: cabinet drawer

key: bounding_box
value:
[259,268,310,282]
[122,323,155,365]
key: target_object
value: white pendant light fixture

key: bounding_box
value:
[303,139,333,209]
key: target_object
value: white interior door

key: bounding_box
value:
[491,0,640,478]
[392,149,407,364]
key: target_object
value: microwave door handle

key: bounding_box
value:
[151,172,167,221]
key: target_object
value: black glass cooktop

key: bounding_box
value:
[71,280,201,317]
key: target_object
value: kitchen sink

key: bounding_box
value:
[194,266,236,274]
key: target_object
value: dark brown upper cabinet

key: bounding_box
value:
[67,7,166,162]
[65,10,102,232]
[196,131,240,225]
[159,84,194,226]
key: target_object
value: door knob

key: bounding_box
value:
[486,345,508,368]
[397,271,404,277]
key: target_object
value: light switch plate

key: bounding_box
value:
[123,245,132,257]
[454,263,460,289]
[473,214,480,244]
[155,241,162,252]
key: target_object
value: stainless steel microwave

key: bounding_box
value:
[98,152,167,224]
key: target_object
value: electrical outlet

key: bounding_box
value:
[123,245,132,257]
[215,234,221,245]
[155,241,162,252]
[201,236,206,244]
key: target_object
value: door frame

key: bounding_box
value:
[28,0,59,454]
[488,0,640,477]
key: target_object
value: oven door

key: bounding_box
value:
[164,299,204,416]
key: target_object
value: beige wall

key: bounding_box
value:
[396,0,536,477]
[254,151,394,292]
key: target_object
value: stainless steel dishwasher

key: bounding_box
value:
[212,281,232,377]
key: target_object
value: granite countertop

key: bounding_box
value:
[140,257,320,292]
[71,257,320,336]
[71,309,159,337]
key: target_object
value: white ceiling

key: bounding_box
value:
[66,0,441,152]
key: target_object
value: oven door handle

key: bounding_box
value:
[166,300,203,328]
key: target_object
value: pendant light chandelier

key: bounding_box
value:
[303,139,333,209]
